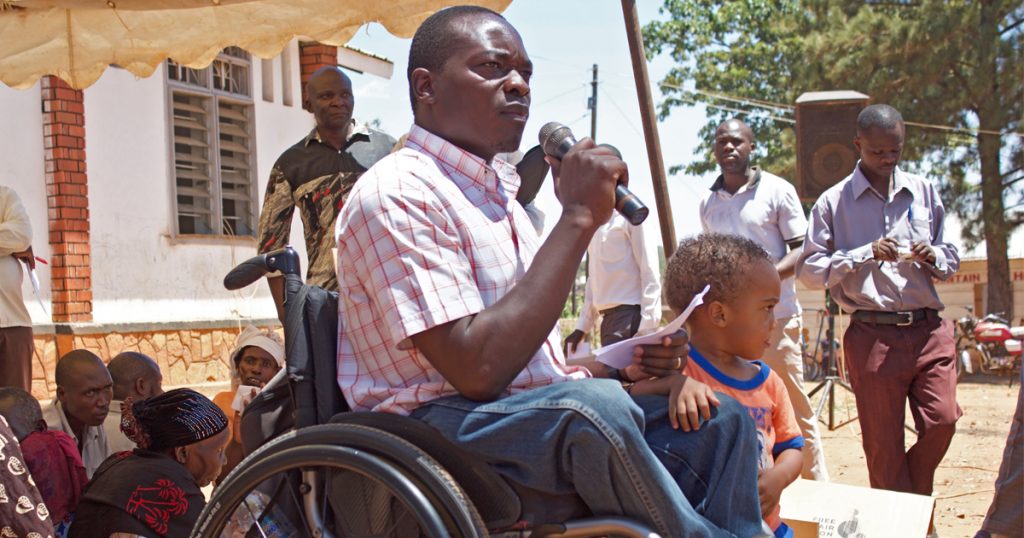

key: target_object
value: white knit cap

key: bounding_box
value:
[230,325,285,368]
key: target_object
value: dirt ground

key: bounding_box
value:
[809,373,1020,537]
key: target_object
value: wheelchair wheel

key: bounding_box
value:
[192,424,487,538]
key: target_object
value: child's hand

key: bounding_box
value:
[668,375,719,432]
[757,467,787,516]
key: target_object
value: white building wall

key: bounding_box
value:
[85,52,313,324]
[2,41,316,326]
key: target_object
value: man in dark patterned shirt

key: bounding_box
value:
[258,66,395,315]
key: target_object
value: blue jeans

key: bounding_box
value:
[411,378,763,537]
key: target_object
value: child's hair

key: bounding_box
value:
[663,232,773,313]
[0,387,43,441]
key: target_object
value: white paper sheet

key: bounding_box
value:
[232,385,260,413]
[595,284,710,369]
[28,268,48,316]
[566,341,591,360]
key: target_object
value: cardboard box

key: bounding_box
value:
[783,518,820,538]
[780,479,935,538]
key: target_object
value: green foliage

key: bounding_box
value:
[643,0,1023,244]
[643,0,1023,313]
[643,0,808,178]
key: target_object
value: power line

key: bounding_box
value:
[678,98,796,125]
[605,77,795,119]
[532,54,594,73]
[565,111,591,128]
[902,120,1022,139]
[535,83,588,107]
[606,76,795,112]
[656,81,1023,139]
[598,82,645,138]
[603,68,1023,139]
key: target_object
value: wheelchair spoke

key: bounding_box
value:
[194,426,484,538]
[241,499,269,538]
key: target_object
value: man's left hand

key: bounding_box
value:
[626,329,689,380]
[11,245,34,270]
[910,241,936,265]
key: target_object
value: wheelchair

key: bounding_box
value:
[190,247,661,538]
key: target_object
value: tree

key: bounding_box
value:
[643,0,1023,316]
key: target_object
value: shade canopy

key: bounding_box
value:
[0,0,511,89]
[0,0,676,256]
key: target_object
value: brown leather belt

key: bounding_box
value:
[851,308,936,326]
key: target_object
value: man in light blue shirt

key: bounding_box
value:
[797,104,960,501]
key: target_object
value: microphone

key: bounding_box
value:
[538,122,649,225]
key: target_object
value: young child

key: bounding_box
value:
[636,232,804,538]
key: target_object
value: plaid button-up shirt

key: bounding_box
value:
[335,125,589,415]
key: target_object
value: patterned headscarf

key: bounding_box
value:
[121,389,227,451]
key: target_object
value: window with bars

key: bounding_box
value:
[167,47,256,237]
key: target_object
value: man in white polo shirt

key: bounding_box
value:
[699,118,828,481]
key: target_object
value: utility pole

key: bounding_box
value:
[574,64,600,318]
[589,63,598,141]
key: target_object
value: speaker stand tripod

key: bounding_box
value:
[806,292,858,431]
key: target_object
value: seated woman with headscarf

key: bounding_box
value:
[69,388,229,538]
[213,324,285,481]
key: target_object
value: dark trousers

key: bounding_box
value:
[413,379,764,537]
[980,368,1023,537]
[0,326,33,391]
[599,304,641,347]
[843,315,961,495]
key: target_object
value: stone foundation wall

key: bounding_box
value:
[30,322,280,400]
[29,319,578,400]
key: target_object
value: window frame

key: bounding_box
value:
[164,49,259,241]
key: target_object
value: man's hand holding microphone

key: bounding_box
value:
[541,122,683,383]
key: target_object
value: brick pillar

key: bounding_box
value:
[298,42,338,110]
[41,75,92,325]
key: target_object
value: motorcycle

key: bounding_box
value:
[956,307,1022,383]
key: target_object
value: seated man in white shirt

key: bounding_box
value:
[564,144,661,359]
[42,349,113,478]
[104,351,163,453]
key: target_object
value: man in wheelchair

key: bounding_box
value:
[334,6,766,537]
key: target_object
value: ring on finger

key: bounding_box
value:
[675,357,682,370]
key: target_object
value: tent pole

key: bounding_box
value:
[620,0,676,259]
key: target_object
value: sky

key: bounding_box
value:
[344,0,715,259]
[342,0,1021,260]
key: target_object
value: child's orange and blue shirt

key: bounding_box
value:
[684,348,804,538]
